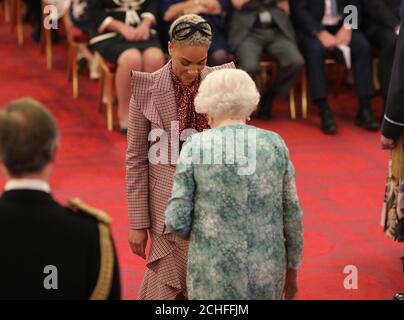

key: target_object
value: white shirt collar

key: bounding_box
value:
[5,179,51,193]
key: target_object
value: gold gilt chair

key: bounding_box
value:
[63,14,90,98]
[40,0,69,69]
[299,54,346,119]
[6,0,23,46]
[258,55,298,119]
[98,55,117,131]
[2,0,11,22]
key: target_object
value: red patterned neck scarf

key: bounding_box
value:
[170,66,210,135]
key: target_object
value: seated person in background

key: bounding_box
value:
[24,0,60,43]
[228,0,304,120]
[66,0,100,79]
[159,0,230,66]
[0,98,121,300]
[88,0,166,134]
[290,0,378,134]
[361,0,402,107]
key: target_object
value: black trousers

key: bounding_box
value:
[365,27,397,99]
[24,0,42,27]
[297,26,375,101]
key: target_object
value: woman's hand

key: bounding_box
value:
[133,23,151,41]
[185,4,204,15]
[199,0,222,14]
[284,268,298,300]
[381,136,397,150]
[316,30,338,49]
[232,0,250,10]
[119,24,140,41]
[129,229,148,259]
[119,22,150,42]
[277,0,290,15]
[335,26,352,46]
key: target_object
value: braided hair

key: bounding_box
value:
[169,14,213,46]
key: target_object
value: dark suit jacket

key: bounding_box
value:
[0,190,121,300]
[290,0,362,36]
[362,0,401,33]
[227,0,297,51]
[382,4,404,140]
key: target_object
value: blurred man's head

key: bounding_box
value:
[0,97,59,178]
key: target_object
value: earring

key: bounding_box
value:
[247,117,251,121]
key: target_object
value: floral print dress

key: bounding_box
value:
[381,160,404,242]
[165,125,304,300]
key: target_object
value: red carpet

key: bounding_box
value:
[0,21,402,300]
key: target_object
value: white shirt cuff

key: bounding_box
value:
[98,16,114,33]
[141,13,156,26]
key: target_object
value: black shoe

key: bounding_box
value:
[320,108,337,134]
[51,29,60,44]
[355,107,379,131]
[393,293,404,300]
[258,91,273,120]
[120,128,128,136]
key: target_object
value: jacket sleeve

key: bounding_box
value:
[165,139,195,240]
[126,73,152,230]
[280,138,304,270]
[382,12,404,140]
[290,0,325,36]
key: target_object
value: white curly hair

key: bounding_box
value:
[195,69,260,119]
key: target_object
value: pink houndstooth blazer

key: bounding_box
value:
[126,61,236,236]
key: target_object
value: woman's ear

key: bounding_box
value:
[207,115,213,127]
[168,41,173,56]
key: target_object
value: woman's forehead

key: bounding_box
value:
[174,45,209,61]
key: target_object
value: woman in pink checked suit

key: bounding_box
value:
[126,14,235,300]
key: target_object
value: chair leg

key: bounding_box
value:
[40,3,46,54]
[10,0,15,31]
[301,68,308,119]
[334,65,345,98]
[71,44,79,98]
[45,27,52,69]
[4,0,10,22]
[260,64,268,93]
[16,0,23,46]
[289,86,296,120]
[67,43,73,80]
[372,57,380,91]
[97,68,105,113]
[106,73,114,131]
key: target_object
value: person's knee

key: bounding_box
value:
[117,49,142,67]
[209,49,228,66]
[143,48,165,71]
[237,56,260,77]
[281,49,305,71]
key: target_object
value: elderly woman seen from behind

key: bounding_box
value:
[165,69,304,300]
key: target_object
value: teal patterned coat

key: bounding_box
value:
[165,125,303,300]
